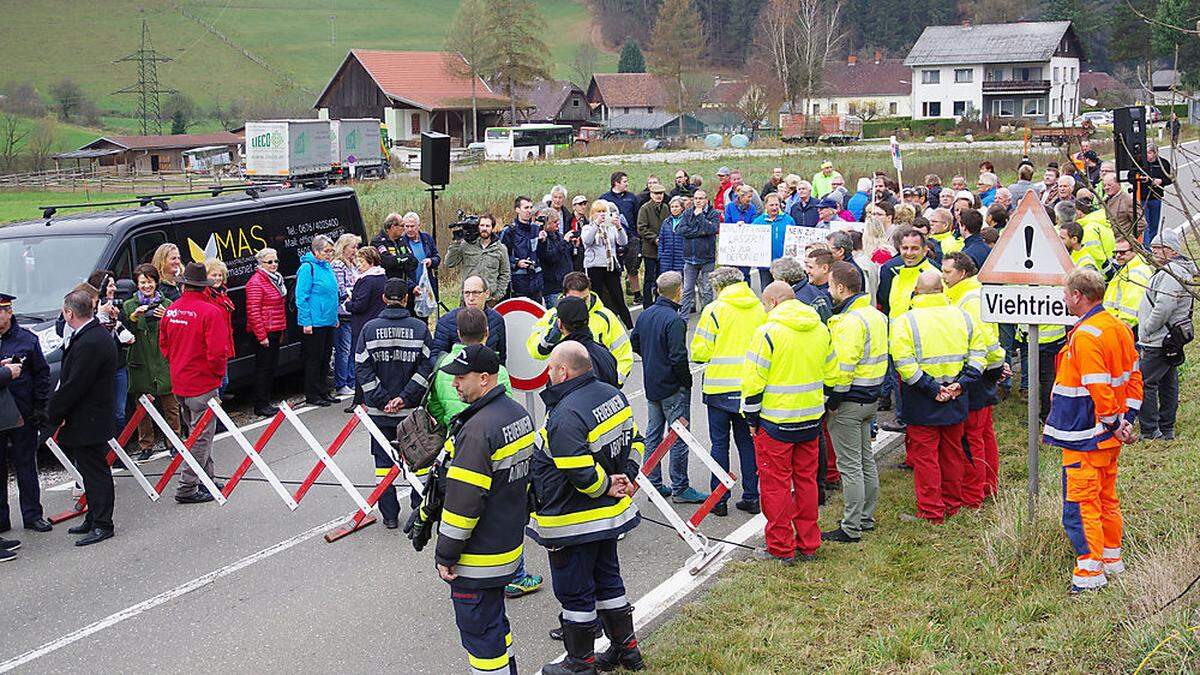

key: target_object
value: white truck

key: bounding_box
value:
[244,120,332,180]
[329,119,387,179]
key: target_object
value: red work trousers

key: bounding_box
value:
[905,423,966,524]
[821,423,840,484]
[963,406,999,502]
[754,429,820,557]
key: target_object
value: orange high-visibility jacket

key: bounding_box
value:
[1043,306,1143,451]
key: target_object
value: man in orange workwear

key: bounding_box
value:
[1042,268,1142,594]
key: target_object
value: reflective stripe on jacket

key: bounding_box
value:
[435,385,536,589]
[1103,255,1151,327]
[527,293,632,384]
[946,277,1006,410]
[1042,306,1142,451]
[528,372,643,547]
[827,293,888,403]
[740,299,837,442]
[889,293,983,426]
[689,281,767,403]
[880,257,939,319]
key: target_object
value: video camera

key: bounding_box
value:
[449,210,482,243]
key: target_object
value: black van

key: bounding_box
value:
[0,185,367,386]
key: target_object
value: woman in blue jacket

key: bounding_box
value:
[752,193,796,286]
[296,234,340,406]
[658,196,688,275]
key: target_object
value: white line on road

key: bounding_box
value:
[0,514,350,673]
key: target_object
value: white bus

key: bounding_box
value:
[483,124,574,161]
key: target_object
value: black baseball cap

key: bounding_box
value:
[556,295,589,327]
[384,278,411,301]
[441,344,501,375]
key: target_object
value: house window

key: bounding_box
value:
[848,102,858,114]
[922,101,942,117]
[1070,67,1076,81]
[1023,98,1045,116]
[921,70,940,84]
[1053,67,1060,83]
[623,107,630,114]
[1015,67,1043,81]
[987,67,1005,81]
[572,98,580,107]
[410,112,421,135]
[954,68,973,83]
[991,99,1014,117]
[830,102,838,113]
[812,102,821,114]
[889,101,898,115]
[1052,98,1059,115]
[953,100,967,116]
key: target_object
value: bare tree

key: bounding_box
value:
[755,0,802,112]
[26,119,57,172]
[210,96,244,132]
[648,0,705,137]
[733,79,782,138]
[848,99,881,122]
[445,0,493,143]
[0,111,31,173]
[572,43,600,89]
[794,0,845,117]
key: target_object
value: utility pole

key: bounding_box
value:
[113,20,177,135]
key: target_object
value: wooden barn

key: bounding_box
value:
[54,132,244,175]
[314,49,512,145]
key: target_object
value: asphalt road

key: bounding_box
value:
[5,140,1197,673]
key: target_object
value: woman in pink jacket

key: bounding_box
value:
[245,248,288,417]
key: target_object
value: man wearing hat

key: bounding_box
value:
[636,182,669,305]
[553,295,619,388]
[355,278,435,526]
[812,160,842,199]
[1136,228,1196,441]
[712,166,732,213]
[815,197,844,226]
[159,262,228,505]
[0,292,53,538]
[433,343,538,675]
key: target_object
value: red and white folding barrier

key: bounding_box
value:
[47,395,426,544]
[632,419,738,575]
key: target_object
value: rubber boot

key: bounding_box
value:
[542,617,598,674]
[595,605,644,671]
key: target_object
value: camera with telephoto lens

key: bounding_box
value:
[449,210,482,243]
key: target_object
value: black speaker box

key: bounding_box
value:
[420,132,450,187]
[1112,106,1146,180]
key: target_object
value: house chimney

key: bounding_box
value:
[848,54,857,66]
[873,50,882,64]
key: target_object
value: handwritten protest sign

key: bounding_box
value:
[782,226,828,258]
[717,222,771,267]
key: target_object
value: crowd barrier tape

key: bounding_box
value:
[45,396,427,543]
[632,419,738,575]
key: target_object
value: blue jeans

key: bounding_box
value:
[113,366,129,436]
[333,322,355,389]
[681,261,714,316]
[646,390,691,494]
[707,405,758,504]
[998,323,1017,392]
[1144,198,1162,247]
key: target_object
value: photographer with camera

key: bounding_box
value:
[501,196,552,304]
[537,207,576,308]
[446,213,511,306]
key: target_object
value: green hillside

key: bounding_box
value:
[0,0,614,117]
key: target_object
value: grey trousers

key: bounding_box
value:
[177,388,219,497]
[682,262,714,316]
[827,400,880,536]
[1139,347,1179,435]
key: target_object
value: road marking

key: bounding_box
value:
[0,514,350,673]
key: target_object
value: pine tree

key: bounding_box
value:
[618,40,646,73]
[480,0,552,123]
[649,0,705,137]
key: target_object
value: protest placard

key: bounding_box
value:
[716,222,771,267]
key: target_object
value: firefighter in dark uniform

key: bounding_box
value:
[373,213,418,280]
[0,292,53,534]
[551,296,620,389]
[435,344,538,675]
[531,341,646,674]
[354,278,434,527]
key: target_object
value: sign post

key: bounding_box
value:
[978,191,1076,525]
[889,135,903,189]
[496,298,550,425]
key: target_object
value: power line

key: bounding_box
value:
[113,19,178,135]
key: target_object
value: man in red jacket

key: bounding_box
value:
[159,262,228,504]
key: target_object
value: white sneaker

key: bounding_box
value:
[335,386,354,397]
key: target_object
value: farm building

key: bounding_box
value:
[516,79,591,126]
[54,132,243,175]
[587,73,672,124]
[606,112,706,138]
[314,49,512,145]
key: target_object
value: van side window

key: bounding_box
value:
[114,230,168,279]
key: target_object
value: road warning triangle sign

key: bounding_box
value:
[978,190,1075,285]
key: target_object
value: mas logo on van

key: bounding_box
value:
[188,234,219,262]
[186,224,268,264]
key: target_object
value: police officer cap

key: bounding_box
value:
[384,278,412,301]
[441,343,501,375]
[0,292,14,308]
[556,295,589,327]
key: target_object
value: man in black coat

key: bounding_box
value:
[45,288,118,546]
[555,296,618,388]
[0,292,53,535]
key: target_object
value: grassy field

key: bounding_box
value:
[640,360,1200,672]
[0,0,614,115]
[0,190,138,223]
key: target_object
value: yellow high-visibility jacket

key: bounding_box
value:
[827,292,888,402]
[1104,255,1152,328]
[527,292,632,384]
[690,281,767,401]
[890,292,986,425]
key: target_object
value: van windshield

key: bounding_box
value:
[0,234,109,317]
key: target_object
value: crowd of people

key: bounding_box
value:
[0,144,1191,672]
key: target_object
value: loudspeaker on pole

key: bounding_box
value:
[1112,106,1146,182]
[420,132,450,187]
